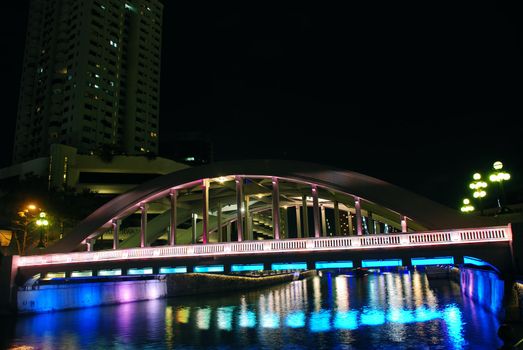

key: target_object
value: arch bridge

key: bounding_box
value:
[13,160,514,281]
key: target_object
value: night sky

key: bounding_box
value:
[1,1,522,209]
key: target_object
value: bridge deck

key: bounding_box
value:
[18,226,511,269]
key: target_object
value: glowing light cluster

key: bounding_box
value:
[460,198,474,213]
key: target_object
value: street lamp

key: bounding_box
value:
[36,212,49,249]
[460,198,474,213]
[469,173,487,215]
[489,161,511,212]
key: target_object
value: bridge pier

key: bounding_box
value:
[334,200,341,236]
[354,197,362,235]
[140,203,148,248]
[312,186,321,238]
[295,205,302,238]
[272,177,280,240]
[302,195,309,238]
[169,189,177,246]
[235,176,244,242]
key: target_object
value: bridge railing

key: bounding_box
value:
[17,225,512,267]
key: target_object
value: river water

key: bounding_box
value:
[1,271,502,349]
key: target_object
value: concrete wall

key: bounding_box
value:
[17,278,167,313]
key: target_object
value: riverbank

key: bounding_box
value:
[15,270,316,313]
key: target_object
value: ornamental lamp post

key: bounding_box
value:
[469,173,487,215]
[36,212,49,249]
[489,161,511,212]
[460,198,474,213]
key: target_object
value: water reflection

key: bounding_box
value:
[4,271,501,349]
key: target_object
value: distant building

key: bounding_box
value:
[13,0,163,164]
[1,144,188,195]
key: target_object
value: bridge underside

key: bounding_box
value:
[18,242,513,284]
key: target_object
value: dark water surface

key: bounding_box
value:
[2,271,502,349]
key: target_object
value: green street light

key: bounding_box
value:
[489,161,511,212]
[460,198,474,213]
[469,173,487,215]
[36,212,49,249]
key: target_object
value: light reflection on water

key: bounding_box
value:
[1,271,501,349]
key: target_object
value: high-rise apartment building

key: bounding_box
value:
[13,0,162,164]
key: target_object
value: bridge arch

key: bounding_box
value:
[44,160,494,254]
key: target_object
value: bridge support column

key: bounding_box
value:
[191,213,197,244]
[302,195,309,238]
[140,203,148,248]
[169,189,177,246]
[226,222,232,242]
[245,195,251,240]
[217,201,222,242]
[283,206,289,239]
[312,186,321,238]
[374,220,380,234]
[321,205,327,236]
[295,205,302,238]
[112,219,120,250]
[354,197,363,236]
[334,200,341,236]
[235,176,244,242]
[202,179,209,244]
[86,238,94,252]
[272,177,281,240]
[401,215,408,233]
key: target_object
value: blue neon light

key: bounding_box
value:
[334,311,358,330]
[261,313,280,328]
[443,305,465,348]
[411,256,454,266]
[285,311,306,328]
[315,261,354,269]
[361,259,402,268]
[415,307,441,322]
[217,306,234,331]
[463,256,488,267]
[360,309,385,325]
[127,267,153,275]
[98,269,122,276]
[159,266,187,274]
[231,264,264,272]
[194,265,224,273]
[271,262,307,271]
[239,310,256,328]
[387,308,415,323]
[310,310,331,332]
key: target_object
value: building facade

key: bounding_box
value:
[13,0,163,164]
